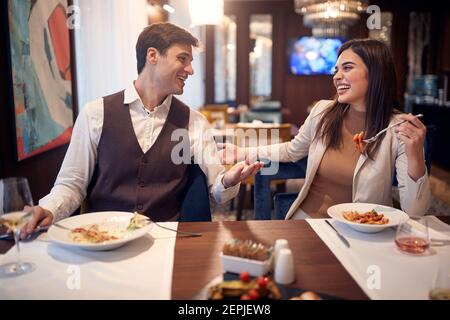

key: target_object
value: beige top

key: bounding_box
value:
[299,107,366,218]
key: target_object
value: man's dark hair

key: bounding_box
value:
[136,22,199,74]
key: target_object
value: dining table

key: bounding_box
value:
[1,216,450,300]
[171,219,367,299]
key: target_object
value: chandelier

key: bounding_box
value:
[294,0,368,38]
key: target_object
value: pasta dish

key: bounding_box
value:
[70,224,121,243]
[68,213,150,244]
[342,209,389,225]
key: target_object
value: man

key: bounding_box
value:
[22,22,262,238]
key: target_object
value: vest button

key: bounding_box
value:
[142,157,147,164]
[136,204,143,210]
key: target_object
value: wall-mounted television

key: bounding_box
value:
[288,37,344,75]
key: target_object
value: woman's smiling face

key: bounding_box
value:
[333,48,369,109]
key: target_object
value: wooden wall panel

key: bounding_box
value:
[205,25,216,104]
[373,0,450,107]
[223,1,368,125]
[218,0,450,125]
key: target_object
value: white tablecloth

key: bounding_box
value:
[307,216,450,300]
[0,222,178,299]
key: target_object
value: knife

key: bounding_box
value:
[325,220,350,248]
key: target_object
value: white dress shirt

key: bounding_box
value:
[39,83,239,221]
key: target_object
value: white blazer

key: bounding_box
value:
[255,100,431,219]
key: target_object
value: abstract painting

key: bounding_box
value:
[7,0,75,161]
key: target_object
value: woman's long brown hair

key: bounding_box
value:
[315,39,399,159]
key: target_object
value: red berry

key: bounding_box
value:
[248,289,260,300]
[257,276,269,289]
[240,294,251,300]
[239,271,250,283]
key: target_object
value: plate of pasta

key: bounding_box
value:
[327,203,409,233]
[47,211,153,250]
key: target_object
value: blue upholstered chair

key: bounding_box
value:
[254,158,308,220]
[179,163,212,222]
[254,125,435,220]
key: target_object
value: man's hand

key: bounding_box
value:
[222,160,263,188]
[20,206,54,240]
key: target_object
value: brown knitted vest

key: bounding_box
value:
[87,90,190,221]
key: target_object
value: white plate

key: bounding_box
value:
[327,203,409,233]
[47,211,153,251]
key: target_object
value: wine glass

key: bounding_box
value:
[395,216,430,255]
[0,177,36,276]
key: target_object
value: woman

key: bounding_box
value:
[220,39,430,219]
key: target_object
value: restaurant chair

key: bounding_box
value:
[233,123,292,220]
[253,158,307,220]
[254,125,435,220]
[179,163,212,222]
[240,100,282,124]
[239,110,282,124]
[199,104,229,126]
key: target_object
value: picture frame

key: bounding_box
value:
[6,0,77,161]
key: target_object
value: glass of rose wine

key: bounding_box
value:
[0,177,35,276]
[395,216,430,255]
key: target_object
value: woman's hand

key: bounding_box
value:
[217,143,242,164]
[395,113,427,181]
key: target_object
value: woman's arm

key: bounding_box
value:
[219,100,331,164]
[394,115,431,215]
[395,114,427,181]
[256,100,332,162]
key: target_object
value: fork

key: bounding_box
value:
[53,222,73,231]
[151,220,202,237]
[54,217,202,237]
[132,215,202,237]
[363,114,423,144]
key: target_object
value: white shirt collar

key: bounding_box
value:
[124,82,172,112]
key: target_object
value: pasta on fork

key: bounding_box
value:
[352,131,365,153]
